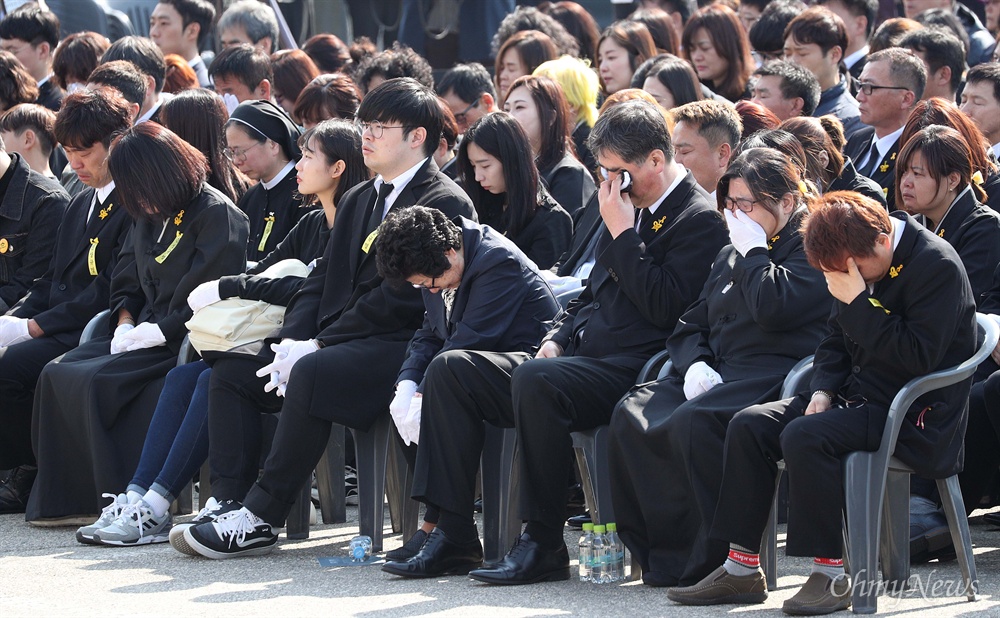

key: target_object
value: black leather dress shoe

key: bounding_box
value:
[385,529,429,561]
[468,533,570,585]
[565,512,591,529]
[0,465,36,514]
[381,529,483,578]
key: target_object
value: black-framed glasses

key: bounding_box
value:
[453,99,479,125]
[857,83,910,96]
[223,141,264,161]
[723,196,758,213]
[355,119,407,139]
[411,277,437,290]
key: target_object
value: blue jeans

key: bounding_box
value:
[127,360,211,502]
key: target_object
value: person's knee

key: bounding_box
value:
[425,349,470,387]
[779,416,818,463]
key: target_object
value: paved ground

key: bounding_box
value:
[3,503,1000,617]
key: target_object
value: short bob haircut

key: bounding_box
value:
[496,30,560,98]
[533,55,600,129]
[895,124,983,208]
[588,98,674,165]
[271,49,320,111]
[0,51,38,112]
[54,87,133,150]
[682,5,754,102]
[457,112,540,238]
[292,73,361,126]
[52,31,110,90]
[108,122,208,221]
[356,77,444,159]
[898,97,995,189]
[717,147,812,217]
[302,34,351,74]
[781,115,844,191]
[632,54,704,109]
[297,118,370,208]
[161,89,251,205]
[0,103,57,157]
[505,74,575,172]
[802,190,892,272]
[375,205,463,281]
[596,20,657,94]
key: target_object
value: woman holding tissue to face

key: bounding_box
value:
[606,148,831,588]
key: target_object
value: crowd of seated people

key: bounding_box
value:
[2,0,1000,614]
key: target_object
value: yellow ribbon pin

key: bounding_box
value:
[99,202,113,220]
[767,234,780,250]
[879,162,890,173]
[173,209,185,226]
[937,229,945,238]
[88,238,99,275]
[362,229,379,253]
[651,216,666,232]
[869,297,891,314]
[155,231,183,264]
[889,263,903,278]
[257,213,275,252]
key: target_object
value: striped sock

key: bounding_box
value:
[812,557,845,579]
[723,543,760,576]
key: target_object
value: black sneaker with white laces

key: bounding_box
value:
[170,497,241,556]
[185,506,277,559]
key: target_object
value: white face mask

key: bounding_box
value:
[66,82,86,94]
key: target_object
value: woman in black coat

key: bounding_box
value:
[457,112,572,271]
[607,148,831,587]
[26,122,250,523]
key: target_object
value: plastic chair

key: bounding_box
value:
[481,425,520,563]
[79,309,111,344]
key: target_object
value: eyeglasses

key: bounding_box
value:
[411,277,437,290]
[857,83,910,96]
[223,141,264,161]
[723,196,758,213]
[453,99,479,125]
[355,119,407,139]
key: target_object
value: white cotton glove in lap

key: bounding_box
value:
[0,316,30,347]
[121,322,167,351]
[110,323,135,354]
[401,395,423,446]
[725,209,768,257]
[256,339,320,396]
[389,380,418,442]
[683,361,723,400]
[188,279,222,313]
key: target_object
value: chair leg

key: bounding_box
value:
[573,441,598,522]
[174,481,193,515]
[482,426,520,562]
[844,452,884,614]
[880,470,910,593]
[352,414,391,553]
[937,476,978,601]
[198,462,212,509]
[315,424,347,524]
[385,437,418,540]
[761,469,781,591]
[285,478,312,540]
[589,428,615,525]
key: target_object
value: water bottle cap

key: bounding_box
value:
[352,545,366,560]
[606,522,617,532]
[593,524,606,533]
[582,522,594,531]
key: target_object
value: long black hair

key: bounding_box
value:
[457,112,539,238]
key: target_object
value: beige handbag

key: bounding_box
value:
[184,259,310,353]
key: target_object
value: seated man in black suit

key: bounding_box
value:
[668,191,977,615]
[181,78,476,559]
[0,88,131,513]
[381,99,729,583]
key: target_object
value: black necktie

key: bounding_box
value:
[637,208,655,243]
[366,181,394,235]
[859,140,880,177]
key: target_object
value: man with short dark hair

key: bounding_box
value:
[784,6,865,139]
[670,100,742,196]
[900,27,967,102]
[180,78,476,559]
[667,191,977,615]
[87,61,146,122]
[0,103,56,177]
[101,37,169,124]
[751,60,822,122]
[903,0,995,66]
[149,0,216,88]
[749,0,807,65]
[0,88,132,514]
[435,63,497,134]
[217,0,279,54]
[817,0,879,80]
[0,2,63,111]
[961,62,1000,159]
[379,99,728,583]
[845,47,926,210]
[208,44,273,106]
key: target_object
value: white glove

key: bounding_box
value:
[0,316,31,347]
[389,380,419,444]
[188,280,222,313]
[120,322,167,352]
[725,209,769,257]
[222,93,240,114]
[110,323,135,354]
[683,361,723,400]
[402,395,422,446]
[256,339,320,396]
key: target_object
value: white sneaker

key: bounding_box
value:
[93,500,172,546]
[75,493,128,545]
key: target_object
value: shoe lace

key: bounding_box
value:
[115,502,151,539]
[193,499,221,520]
[507,536,531,561]
[99,493,126,518]
[213,509,263,548]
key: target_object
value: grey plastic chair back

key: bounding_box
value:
[79,309,111,344]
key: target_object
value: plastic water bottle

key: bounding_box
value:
[578,522,594,581]
[606,522,625,582]
[591,524,610,583]
[348,535,372,562]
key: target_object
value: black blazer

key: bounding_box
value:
[0,154,70,311]
[10,187,130,345]
[667,209,830,381]
[36,80,64,112]
[556,190,602,277]
[397,218,561,385]
[109,184,250,349]
[280,158,475,347]
[829,158,888,207]
[546,170,730,362]
[506,190,573,271]
[540,152,598,218]
[237,168,315,262]
[809,213,977,478]
[844,127,900,211]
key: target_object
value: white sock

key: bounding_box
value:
[724,544,760,576]
[142,490,171,519]
[126,490,143,505]
[812,558,845,579]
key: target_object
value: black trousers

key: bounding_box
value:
[208,338,407,526]
[958,371,1000,513]
[0,336,72,469]
[710,394,880,559]
[412,349,641,531]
